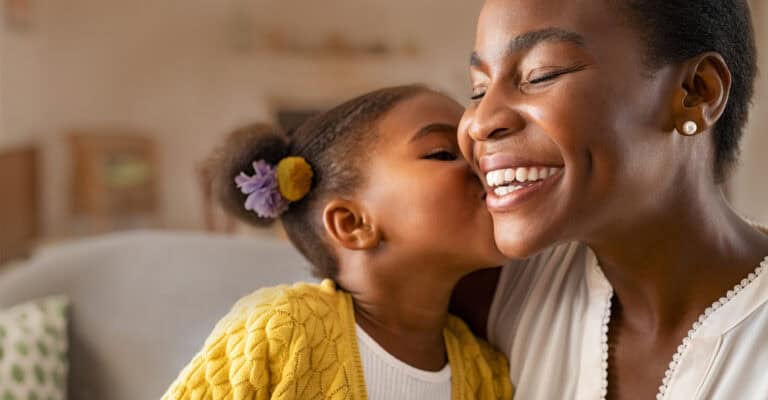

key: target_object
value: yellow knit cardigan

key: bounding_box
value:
[164,280,513,400]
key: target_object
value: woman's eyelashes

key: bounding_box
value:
[470,63,589,99]
[524,70,568,85]
[522,64,588,86]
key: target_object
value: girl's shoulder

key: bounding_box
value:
[164,281,357,399]
[213,279,346,335]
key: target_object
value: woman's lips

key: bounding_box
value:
[477,152,566,212]
[484,167,564,212]
[485,166,562,191]
[479,153,564,174]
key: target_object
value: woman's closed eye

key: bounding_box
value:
[526,70,567,85]
[522,64,589,87]
[470,63,588,100]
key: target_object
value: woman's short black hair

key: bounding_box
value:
[617,0,757,182]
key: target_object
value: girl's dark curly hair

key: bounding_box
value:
[206,84,431,278]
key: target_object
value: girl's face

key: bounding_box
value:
[360,91,505,271]
[459,0,689,257]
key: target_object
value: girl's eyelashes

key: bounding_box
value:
[424,150,458,161]
[470,86,486,101]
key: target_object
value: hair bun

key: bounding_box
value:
[204,122,290,226]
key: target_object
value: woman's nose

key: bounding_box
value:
[465,89,526,142]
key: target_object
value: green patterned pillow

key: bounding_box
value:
[0,297,69,400]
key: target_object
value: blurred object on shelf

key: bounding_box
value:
[69,132,159,234]
[3,0,33,32]
[261,29,420,58]
[0,145,39,265]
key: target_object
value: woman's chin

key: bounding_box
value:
[493,218,557,260]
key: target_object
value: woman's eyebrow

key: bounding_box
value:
[470,27,586,67]
[409,123,457,143]
[509,27,585,52]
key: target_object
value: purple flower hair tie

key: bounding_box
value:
[235,160,289,218]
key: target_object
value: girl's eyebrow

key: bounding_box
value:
[409,123,457,143]
[470,27,586,68]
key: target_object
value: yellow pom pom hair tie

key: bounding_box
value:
[276,156,314,202]
[234,156,314,218]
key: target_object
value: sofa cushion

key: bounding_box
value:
[0,296,69,400]
[0,230,313,400]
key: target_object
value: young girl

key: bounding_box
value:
[163,85,512,400]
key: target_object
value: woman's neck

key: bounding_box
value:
[340,262,467,371]
[587,191,768,335]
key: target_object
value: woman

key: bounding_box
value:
[452,0,768,399]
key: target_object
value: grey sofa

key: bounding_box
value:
[0,230,313,400]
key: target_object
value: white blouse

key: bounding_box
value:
[488,241,768,400]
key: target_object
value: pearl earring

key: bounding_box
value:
[682,121,698,136]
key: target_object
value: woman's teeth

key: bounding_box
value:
[486,166,562,196]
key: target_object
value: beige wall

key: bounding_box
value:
[0,2,45,149]
[0,0,483,239]
[733,1,768,223]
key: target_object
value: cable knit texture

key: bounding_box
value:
[163,280,513,400]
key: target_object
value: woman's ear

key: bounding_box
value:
[672,52,732,135]
[322,199,381,250]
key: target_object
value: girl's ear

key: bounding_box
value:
[322,199,381,250]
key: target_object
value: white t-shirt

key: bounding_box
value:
[356,324,452,400]
[488,241,768,400]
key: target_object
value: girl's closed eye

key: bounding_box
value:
[424,149,458,161]
[470,87,486,101]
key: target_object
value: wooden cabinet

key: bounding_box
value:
[0,146,38,264]
[69,133,158,231]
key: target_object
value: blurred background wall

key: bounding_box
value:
[733,0,768,224]
[0,0,765,260]
[0,0,484,246]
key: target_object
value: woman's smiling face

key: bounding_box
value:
[459,0,694,257]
